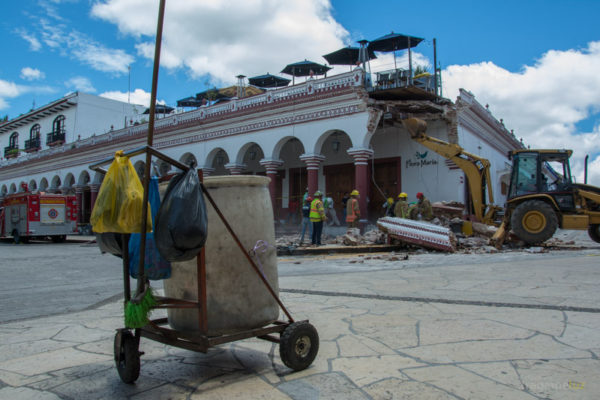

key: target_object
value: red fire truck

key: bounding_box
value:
[0,192,78,243]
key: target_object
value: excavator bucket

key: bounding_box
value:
[401,118,428,139]
[490,221,507,249]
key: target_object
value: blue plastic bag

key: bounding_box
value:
[129,177,171,280]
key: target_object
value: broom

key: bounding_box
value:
[124,286,157,329]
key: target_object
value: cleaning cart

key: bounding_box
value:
[90,146,319,383]
[88,1,318,383]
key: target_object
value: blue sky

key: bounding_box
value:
[1,0,599,183]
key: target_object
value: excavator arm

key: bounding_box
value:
[401,118,500,224]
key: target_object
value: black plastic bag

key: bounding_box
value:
[96,232,124,258]
[155,168,208,261]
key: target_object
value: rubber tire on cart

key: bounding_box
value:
[114,330,140,383]
[589,224,600,244]
[510,200,558,245]
[51,235,67,243]
[279,321,319,371]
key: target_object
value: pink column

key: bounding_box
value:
[260,159,284,214]
[225,163,246,175]
[90,184,100,213]
[347,148,373,228]
[299,154,325,197]
[200,167,215,178]
[74,185,84,226]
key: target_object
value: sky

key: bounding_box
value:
[1,0,599,185]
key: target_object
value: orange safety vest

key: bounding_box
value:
[346,198,359,222]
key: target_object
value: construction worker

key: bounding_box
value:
[299,196,313,246]
[382,197,395,217]
[410,192,433,221]
[345,189,361,228]
[394,192,409,218]
[309,191,327,246]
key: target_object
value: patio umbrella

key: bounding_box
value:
[176,96,203,108]
[281,60,331,84]
[248,73,291,88]
[368,32,424,71]
[323,46,377,66]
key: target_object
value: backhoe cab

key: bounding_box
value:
[503,149,600,244]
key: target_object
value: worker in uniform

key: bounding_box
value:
[309,191,327,246]
[394,192,409,218]
[410,192,433,221]
[299,196,313,246]
[383,197,395,217]
[345,189,361,228]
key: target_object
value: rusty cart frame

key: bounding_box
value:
[90,145,319,383]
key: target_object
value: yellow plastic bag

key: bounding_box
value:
[91,151,152,233]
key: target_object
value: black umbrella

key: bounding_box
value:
[176,96,203,107]
[323,46,377,66]
[281,60,332,84]
[143,104,174,114]
[248,73,291,88]
[368,32,423,52]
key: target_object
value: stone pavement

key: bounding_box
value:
[1,245,600,399]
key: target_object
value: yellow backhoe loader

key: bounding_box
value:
[402,118,600,245]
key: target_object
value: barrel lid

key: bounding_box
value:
[203,175,270,188]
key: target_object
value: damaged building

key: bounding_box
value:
[0,39,521,231]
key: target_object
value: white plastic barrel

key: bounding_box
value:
[162,175,280,336]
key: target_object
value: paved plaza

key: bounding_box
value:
[1,232,599,399]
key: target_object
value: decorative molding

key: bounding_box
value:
[299,154,326,170]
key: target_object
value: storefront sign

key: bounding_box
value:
[405,151,438,168]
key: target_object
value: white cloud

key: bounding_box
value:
[36,18,134,74]
[20,67,45,81]
[16,29,42,51]
[443,41,600,186]
[65,76,96,93]
[0,80,56,111]
[99,88,163,108]
[92,0,348,85]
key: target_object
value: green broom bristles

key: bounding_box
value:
[124,288,157,329]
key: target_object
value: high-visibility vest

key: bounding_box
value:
[309,199,325,222]
[346,198,359,222]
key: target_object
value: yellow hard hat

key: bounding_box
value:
[398,192,408,198]
[350,189,359,196]
[387,197,394,204]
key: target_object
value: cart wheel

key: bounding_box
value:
[279,322,319,371]
[114,330,140,383]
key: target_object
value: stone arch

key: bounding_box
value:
[29,179,38,191]
[1,185,7,197]
[51,176,62,192]
[205,147,229,176]
[18,181,28,192]
[92,172,103,185]
[39,178,49,192]
[157,160,172,177]
[237,142,265,173]
[179,152,197,169]
[314,129,353,156]
[63,173,76,194]
[272,136,305,162]
[9,183,17,194]
[133,160,145,180]
[78,170,91,186]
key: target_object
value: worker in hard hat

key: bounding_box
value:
[299,196,313,246]
[345,189,361,228]
[309,191,327,246]
[382,196,395,217]
[409,192,433,221]
[394,192,409,218]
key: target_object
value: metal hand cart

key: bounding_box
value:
[90,146,319,383]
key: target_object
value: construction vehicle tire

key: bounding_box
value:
[511,200,558,245]
[589,224,600,243]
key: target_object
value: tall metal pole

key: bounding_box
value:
[135,0,166,299]
[433,38,438,96]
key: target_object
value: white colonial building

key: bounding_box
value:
[0,70,521,230]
